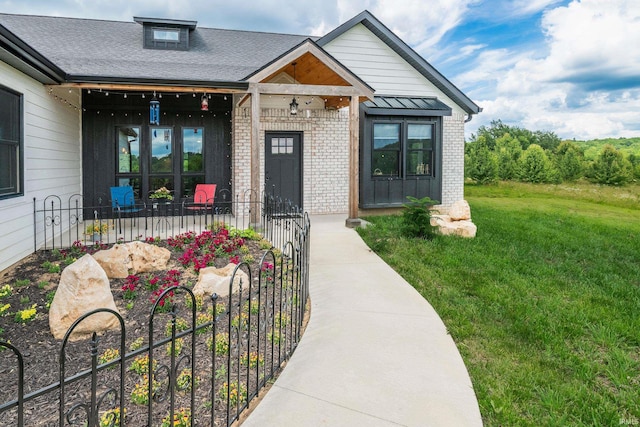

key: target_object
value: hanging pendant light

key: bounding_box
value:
[150,92,160,125]
[201,94,209,111]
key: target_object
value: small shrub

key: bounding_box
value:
[195,312,213,334]
[166,338,184,357]
[176,368,197,392]
[129,354,156,375]
[131,375,160,406]
[231,312,249,330]
[258,239,272,250]
[219,381,247,407]
[14,304,37,323]
[99,408,125,427]
[165,317,190,337]
[98,348,120,367]
[0,284,13,299]
[244,299,260,315]
[13,279,30,288]
[184,293,204,311]
[0,303,10,317]
[209,302,227,318]
[268,330,282,345]
[129,336,144,352]
[206,333,229,355]
[41,261,61,274]
[161,407,191,427]
[401,196,438,239]
[45,290,56,310]
[37,281,49,289]
[241,352,265,368]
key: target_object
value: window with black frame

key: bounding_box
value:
[372,123,401,177]
[407,123,434,176]
[0,87,22,198]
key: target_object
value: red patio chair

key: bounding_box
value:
[182,184,217,225]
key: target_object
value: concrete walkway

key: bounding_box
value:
[242,215,483,426]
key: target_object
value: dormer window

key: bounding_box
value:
[153,29,180,42]
[134,17,197,51]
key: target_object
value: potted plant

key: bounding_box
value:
[86,220,110,241]
[150,186,173,203]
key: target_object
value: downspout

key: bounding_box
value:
[464,114,474,123]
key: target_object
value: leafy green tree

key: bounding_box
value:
[495,133,522,180]
[466,136,498,184]
[588,144,633,185]
[532,130,561,152]
[519,144,557,183]
[554,141,585,182]
[628,154,640,180]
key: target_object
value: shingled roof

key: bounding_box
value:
[0,13,312,85]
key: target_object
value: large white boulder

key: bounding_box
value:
[93,241,171,278]
[431,215,477,238]
[193,263,249,298]
[49,254,120,341]
[449,200,472,221]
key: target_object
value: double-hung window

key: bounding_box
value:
[0,86,22,198]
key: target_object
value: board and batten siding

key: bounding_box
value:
[0,60,82,272]
[323,23,468,209]
[322,23,466,116]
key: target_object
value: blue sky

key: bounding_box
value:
[1,0,639,140]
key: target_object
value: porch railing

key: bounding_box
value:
[3,192,311,426]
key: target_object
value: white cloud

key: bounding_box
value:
[464,0,640,139]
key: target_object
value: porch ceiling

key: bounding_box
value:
[244,39,374,109]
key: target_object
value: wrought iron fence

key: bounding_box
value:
[2,193,310,427]
[32,189,291,252]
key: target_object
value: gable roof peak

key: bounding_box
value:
[317,10,481,115]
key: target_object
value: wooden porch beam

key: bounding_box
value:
[346,95,361,228]
[249,85,261,227]
[255,83,367,97]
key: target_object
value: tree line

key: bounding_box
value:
[465,120,640,185]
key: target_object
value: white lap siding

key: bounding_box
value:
[0,60,82,272]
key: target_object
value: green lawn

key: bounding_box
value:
[357,182,640,426]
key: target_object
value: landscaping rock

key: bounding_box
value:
[431,215,477,238]
[49,254,120,341]
[93,241,171,278]
[92,244,130,278]
[193,263,249,298]
[449,200,472,221]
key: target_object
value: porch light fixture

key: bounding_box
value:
[290,61,298,116]
[150,93,160,125]
[201,94,209,111]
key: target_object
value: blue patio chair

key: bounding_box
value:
[110,186,144,233]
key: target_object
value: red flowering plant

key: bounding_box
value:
[260,262,275,284]
[122,275,140,300]
[172,227,247,272]
[149,269,182,312]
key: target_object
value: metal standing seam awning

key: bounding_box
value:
[362,95,453,116]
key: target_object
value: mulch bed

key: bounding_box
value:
[0,235,305,426]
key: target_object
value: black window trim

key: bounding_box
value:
[0,84,24,200]
[370,118,436,180]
